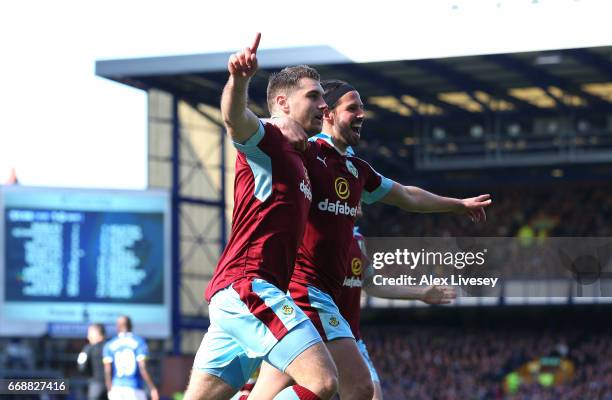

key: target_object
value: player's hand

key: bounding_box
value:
[150,388,159,400]
[421,285,456,304]
[270,116,308,151]
[457,194,491,223]
[228,33,261,79]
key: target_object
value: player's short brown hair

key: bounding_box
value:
[266,65,320,113]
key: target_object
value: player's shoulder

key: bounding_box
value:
[261,121,288,143]
[346,152,367,164]
[103,337,117,351]
[127,334,146,347]
[236,120,282,148]
[307,133,333,151]
[306,136,323,149]
[303,139,321,160]
[347,154,376,172]
[256,120,302,156]
[262,120,280,134]
[308,132,327,143]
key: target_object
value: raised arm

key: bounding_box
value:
[381,182,491,223]
[221,33,262,144]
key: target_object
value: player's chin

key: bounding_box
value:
[310,118,323,132]
[348,129,361,144]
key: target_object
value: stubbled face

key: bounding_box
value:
[285,78,327,135]
[325,90,364,148]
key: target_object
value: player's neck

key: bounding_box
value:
[321,129,349,154]
[331,136,349,154]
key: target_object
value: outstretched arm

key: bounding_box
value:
[381,182,491,223]
[221,33,262,144]
[360,244,456,303]
[364,278,456,304]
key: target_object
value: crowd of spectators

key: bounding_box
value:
[362,325,612,399]
[359,181,612,399]
[359,181,612,286]
[360,182,612,237]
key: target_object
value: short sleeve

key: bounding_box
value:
[359,160,393,204]
[232,120,265,155]
[135,339,149,362]
[102,342,113,364]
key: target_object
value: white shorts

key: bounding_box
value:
[108,387,147,400]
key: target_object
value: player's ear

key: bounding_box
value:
[276,94,290,114]
[324,108,333,123]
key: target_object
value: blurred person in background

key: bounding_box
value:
[77,323,108,400]
[103,316,159,400]
[4,338,34,370]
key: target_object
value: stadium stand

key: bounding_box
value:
[362,307,612,399]
[361,181,612,237]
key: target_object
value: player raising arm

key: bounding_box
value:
[185,34,337,400]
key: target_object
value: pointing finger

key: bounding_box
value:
[244,47,252,68]
[250,32,261,54]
